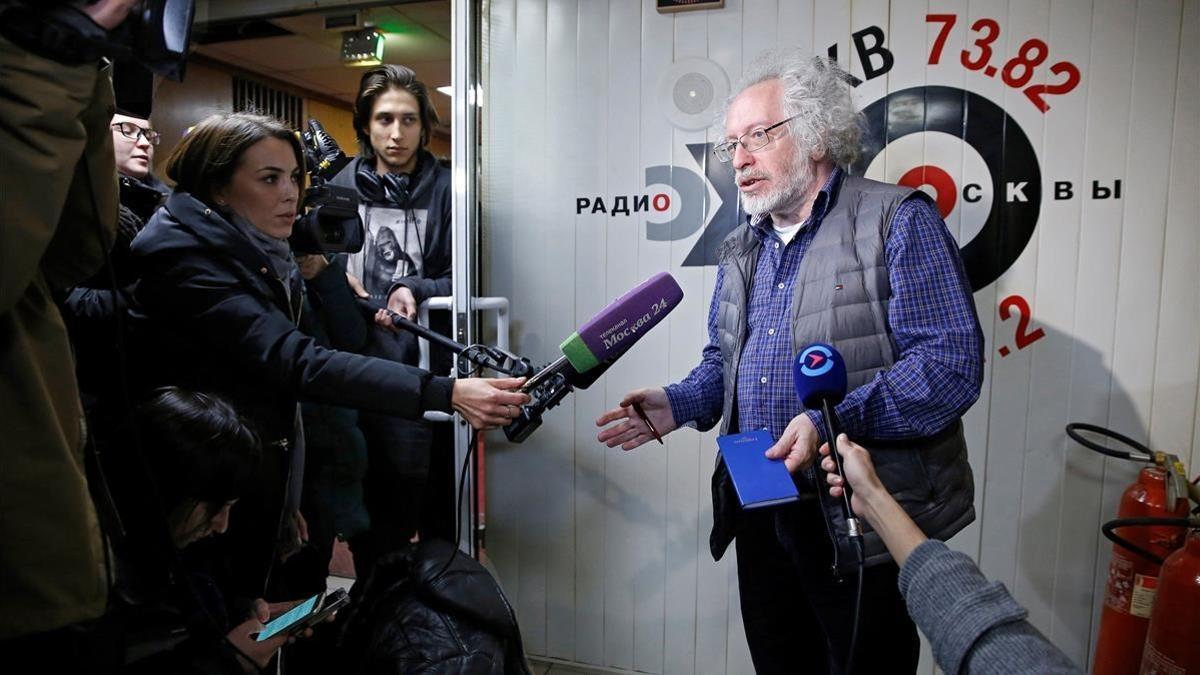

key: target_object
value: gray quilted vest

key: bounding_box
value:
[709,174,976,572]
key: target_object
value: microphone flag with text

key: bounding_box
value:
[507,272,684,442]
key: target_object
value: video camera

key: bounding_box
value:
[0,1,194,80]
[290,119,365,256]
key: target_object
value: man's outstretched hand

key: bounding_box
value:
[596,387,677,450]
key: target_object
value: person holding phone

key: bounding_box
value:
[109,386,322,673]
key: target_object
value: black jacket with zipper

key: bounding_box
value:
[330,151,452,308]
[127,191,456,601]
[128,191,455,442]
[331,152,454,376]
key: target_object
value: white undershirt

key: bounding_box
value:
[772,216,804,246]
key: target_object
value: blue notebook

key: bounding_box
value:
[717,430,800,509]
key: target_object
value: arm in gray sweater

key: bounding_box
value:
[819,435,1083,675]
[899,540,1081,675]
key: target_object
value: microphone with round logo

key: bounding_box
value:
[794,342,866,675]
[793,343,861,541]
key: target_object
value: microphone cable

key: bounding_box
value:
[818,401,865,675]
[427,425,479,585]
[848,538,864,675]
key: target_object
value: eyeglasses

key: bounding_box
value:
[111,121,162,146]
[712,114,798,163]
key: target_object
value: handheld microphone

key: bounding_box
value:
[302,119,352,181]
[793,342,867,675]
[520,272,684,393]
[506,272,685,442]
[792,343,861,539]
[560,272,684,374]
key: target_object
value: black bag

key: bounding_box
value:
[338,540,531,675]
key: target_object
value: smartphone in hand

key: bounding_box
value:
[254,589,349,642]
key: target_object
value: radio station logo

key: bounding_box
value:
[851,85,1041,291]
[570,15,1120,293]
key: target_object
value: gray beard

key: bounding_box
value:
[739,152,815,218]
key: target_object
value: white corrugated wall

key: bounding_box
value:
[480,1,1200,672]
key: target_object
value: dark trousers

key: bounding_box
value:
[735,500,919,675]
[359,328,433,558]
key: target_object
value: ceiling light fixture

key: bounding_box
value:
[341,27,385,67]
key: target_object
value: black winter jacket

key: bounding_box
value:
[128,191,455,444]
[63,173,167,411]
[127,191,457,599]
[339,540,532,675]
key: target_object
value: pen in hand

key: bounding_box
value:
[631,401,664,445]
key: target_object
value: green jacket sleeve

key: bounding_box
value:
[0,37,118,313]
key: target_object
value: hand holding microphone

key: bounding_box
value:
[359,299,531,430]
[820,434,885,522]
[451,377,531,430]
[779,342,863,540]
[364,272,684,441]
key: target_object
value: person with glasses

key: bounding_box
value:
[61,73,169,446]
[111,116,162,180]
[597,50,983,674]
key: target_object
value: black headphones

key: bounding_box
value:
[356,164,412,208]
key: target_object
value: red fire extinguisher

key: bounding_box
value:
[1140,522,1200,674]
[1066,424,1192,675]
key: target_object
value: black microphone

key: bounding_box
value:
[792,343,861,540]
[302,119,352,182]
[355,299,533,378]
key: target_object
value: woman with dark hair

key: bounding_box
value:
[111,386,294,674]
[131,387,260,549]
[126,112,528,607]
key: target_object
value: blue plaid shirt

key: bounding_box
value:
[664,169,983,444]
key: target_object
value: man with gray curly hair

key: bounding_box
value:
[598,50,983,674]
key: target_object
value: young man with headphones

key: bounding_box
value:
[328,64,453,573]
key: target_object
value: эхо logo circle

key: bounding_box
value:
[851,86,1042,292]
